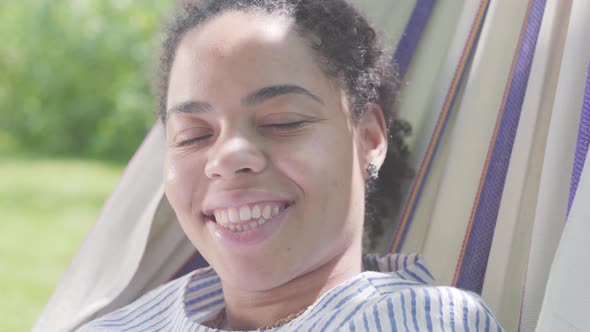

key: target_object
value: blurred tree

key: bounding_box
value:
[0,0,173,160]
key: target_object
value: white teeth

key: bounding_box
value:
[228,208,239,223]
[220,215,274,232]
[239,206,251,221]
[219,210,228,224]
[251,205,261,219]
[262,205,271,219]
[213,202,290,232]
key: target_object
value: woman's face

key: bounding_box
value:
[164,11,376,291]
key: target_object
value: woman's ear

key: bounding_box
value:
[357,103,388,176]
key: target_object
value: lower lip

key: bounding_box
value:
[207,205,291,247]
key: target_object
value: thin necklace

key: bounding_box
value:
[208,308,306,330]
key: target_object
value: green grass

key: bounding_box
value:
[0,152,124,332]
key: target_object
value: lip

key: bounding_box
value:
[206,203,292,247]
[202,190,294,216]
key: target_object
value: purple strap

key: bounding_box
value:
[393,0,436,78]
[455,0,547,294]
[390,0,491,253]
[567,63,590,218]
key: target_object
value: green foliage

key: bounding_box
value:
[0,0,173,160]
[0,154,124,332]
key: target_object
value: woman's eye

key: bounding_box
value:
[172,126,214,148]
[261,121,308,130]
[176,134,213,147]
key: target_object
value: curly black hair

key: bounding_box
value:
[157,0,412,249]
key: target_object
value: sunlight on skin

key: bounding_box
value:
[163,10,387,330]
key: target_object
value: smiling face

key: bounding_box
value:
[164,11,373,291]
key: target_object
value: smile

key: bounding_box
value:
[209,202,290,232]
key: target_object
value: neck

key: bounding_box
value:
[219,244,362,330]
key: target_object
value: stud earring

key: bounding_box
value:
[367,163,379,180]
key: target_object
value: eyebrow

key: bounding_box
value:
[167,100,213,118]
[166,84,323,120]
[242,84,324,106]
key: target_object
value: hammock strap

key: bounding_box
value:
[390,0,491,253]
[393,0,436,79]
[453,0,547,294]
[567,62,590,218]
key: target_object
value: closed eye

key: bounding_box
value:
[176,135,213,147]
[260,121,308,130]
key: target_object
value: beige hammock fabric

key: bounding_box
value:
[35,1,590,331]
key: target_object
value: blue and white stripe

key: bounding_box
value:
[79,254,503,331]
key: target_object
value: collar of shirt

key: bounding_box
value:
[182,253,434,325]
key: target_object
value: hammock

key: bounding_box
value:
[536,59,590,332]
[34,1,590,331]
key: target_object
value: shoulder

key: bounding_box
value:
[76,270,202,332]
[356,254,504,331]
[350,282,504,331]
[306,272,503,332]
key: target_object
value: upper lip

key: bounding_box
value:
[201,190,294,216]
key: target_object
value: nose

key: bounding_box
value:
[204,132,267,179]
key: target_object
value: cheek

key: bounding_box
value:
[271,127,356,204]
[164,154,204,218]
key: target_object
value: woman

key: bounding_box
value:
[80,0,503,330]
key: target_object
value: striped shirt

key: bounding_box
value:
[79,254,503,331]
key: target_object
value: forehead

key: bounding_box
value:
[183,11,293,58]
[167,11,338,110]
